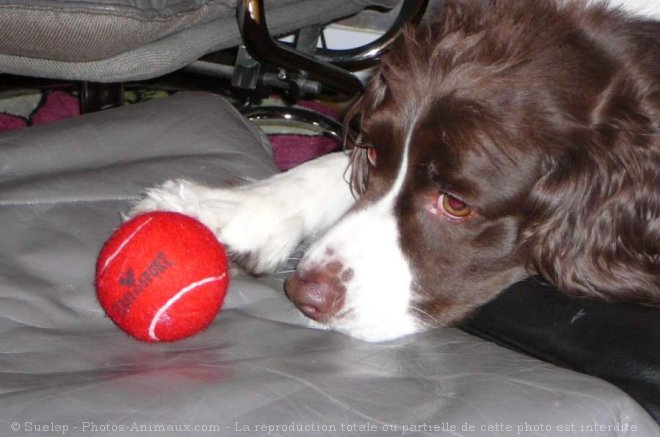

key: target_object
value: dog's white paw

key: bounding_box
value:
[130,153,354,276]
[129,179,203,217]
[130,179,304,275]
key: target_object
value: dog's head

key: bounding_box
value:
[286,0,660,341]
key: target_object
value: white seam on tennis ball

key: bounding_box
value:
[101,217,154,274]
[148,274,227,341]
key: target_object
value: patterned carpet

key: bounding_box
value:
[0,88,341,170]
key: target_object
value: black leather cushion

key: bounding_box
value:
[462,277,660,423]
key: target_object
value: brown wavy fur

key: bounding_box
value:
[345,0,659,305]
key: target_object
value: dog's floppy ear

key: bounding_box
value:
[520,83,660,305]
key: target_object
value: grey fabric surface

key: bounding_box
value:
[0,92,658,437]
[0,0,397,81]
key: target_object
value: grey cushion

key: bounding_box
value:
[0,93,658,436]
[0,0,397,82]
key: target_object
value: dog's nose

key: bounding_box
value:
[285,265,346,322]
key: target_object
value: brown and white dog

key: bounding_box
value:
[133,0,659,341]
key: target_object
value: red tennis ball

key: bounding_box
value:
[96,211,229,342]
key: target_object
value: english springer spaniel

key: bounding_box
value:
[133,0,659,342]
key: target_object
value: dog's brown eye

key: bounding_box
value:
[440,194,471,218]
[367,147,377,166]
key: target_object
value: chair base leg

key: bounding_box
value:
[79,82,124,113]
[242,105,343,142]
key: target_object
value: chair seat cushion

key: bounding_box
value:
[0,0,397,81]
[1,0,222,62]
